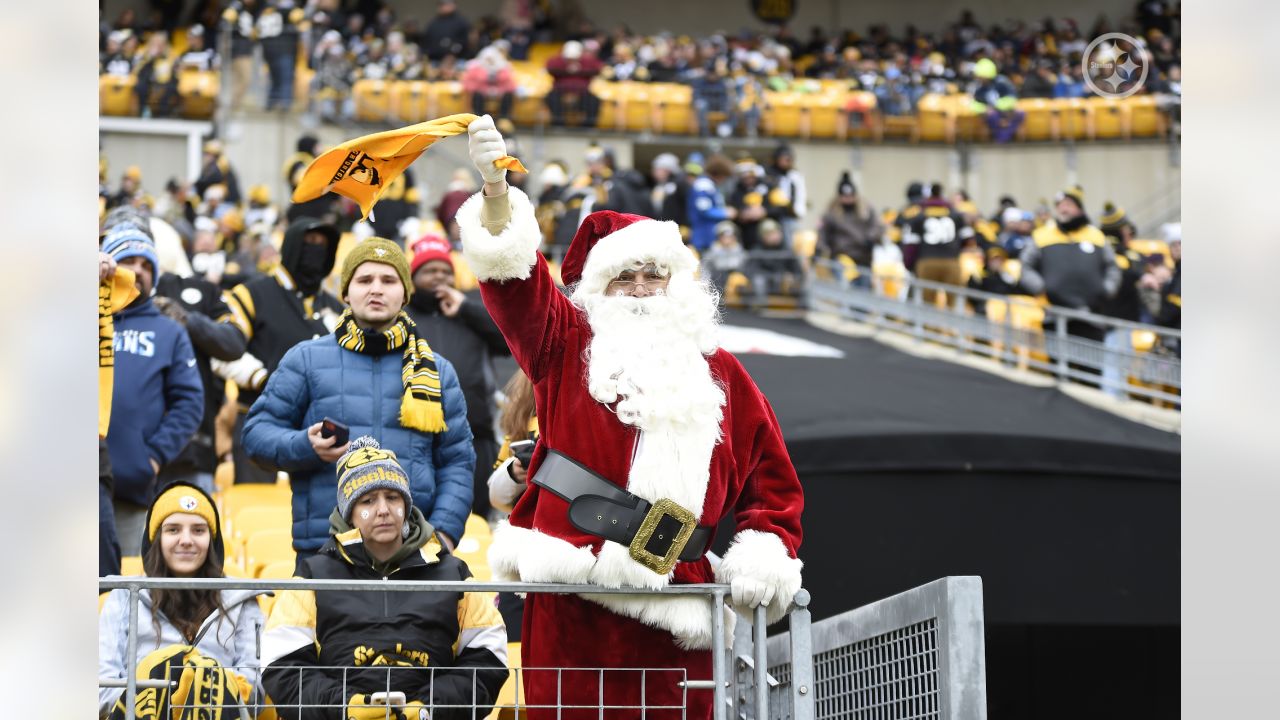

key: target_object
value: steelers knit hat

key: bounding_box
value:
[335,436,413,523]
[340,237,412,301]
[141,481,225,567]
[1056,185,1085,211]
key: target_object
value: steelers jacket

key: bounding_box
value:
[1018,221,1121,310]
[260,508,507,720]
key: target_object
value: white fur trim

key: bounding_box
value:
[487,521,596,584]
[583,592,735,650]
[715,530,804,625]
[587,540,670,590]
[575,219,695,295]
[456,185,542,281]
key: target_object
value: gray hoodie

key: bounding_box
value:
[98,587,266,717]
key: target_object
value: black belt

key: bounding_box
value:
[530,449,713,575]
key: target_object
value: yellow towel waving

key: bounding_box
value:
[291,113,528,220]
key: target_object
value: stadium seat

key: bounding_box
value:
[216,483,292,532]
[295,66,314,106]
[452,534,491,581]
[614,82,654,132]
[121,555,144,576]
[959,252,985,284]
[257,560,296,615]
[215,461,235,493]
[526,43,562,67]
[244,528,295,578]
[430,81,469,116]
[393,80,432,124]
[1016,98,1057,141]
[913,94,951,143]
[492,642,525,720]
[229,505,293,559]
[804,93,843,139]
[1086,96,1125,139]
[1131,329,1157,353]
[177,70,219,119]
[1056,98,1094,140]
[650,83,693,135]
[1125,95,1167,137]
[353,79,391,122]
[100,75,139,117]
[763,91,802,137]
[465,513,493,543]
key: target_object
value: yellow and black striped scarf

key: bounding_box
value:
[334,309,447,433]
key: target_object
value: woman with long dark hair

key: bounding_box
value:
[98,482,265,718]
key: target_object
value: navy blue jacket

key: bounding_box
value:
[107,299,204,506]
[687,175,731,251]
[241,335,475,552]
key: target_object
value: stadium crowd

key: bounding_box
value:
[101,1,1181,137]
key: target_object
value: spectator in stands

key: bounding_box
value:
[1020,57,1058,98]
[1140,223,1180,354]
[999,207,1035,257]
[901,182,975,306]
[691,56,736,137]
[1052,61,1087,98]
[648,153,690,233]
[462,45,517,118]
[728,160,781,250]
[583,144,651,216]
[966,246,1032,315]
[99,482,265,718]
[133,32,179,118]
[242,238,476,566]
[354,37,392,81]
[243,184,279,234]
[767,145,807,248]
[687,153,735,251]
[115,213,246,496]
[108,165,144,210]
[101,226,204,554]
[436,168,479,245]
[745,218,805,309]
[1096,203,1149,398]
[227,0,260,111]
[817,172,883,286]
[178,24,218,72]
[1019,187,1121,344]
[545,40,603,127]
[214,217,343,485]
[368,167,420,241]
[194,140,242,206]
[406,235,512,520]
[421,0,472,61]
[259,0,302,111]
[260,438,506,719]
[533,161,575,256]
[701,220,747,294]
[970,57,1024,143]
[487,369,537,517]
[101,30,137,77]
[284,135,335,222]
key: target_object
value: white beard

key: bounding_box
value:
[572,275,727,518]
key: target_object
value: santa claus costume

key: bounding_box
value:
[456,181,804,719]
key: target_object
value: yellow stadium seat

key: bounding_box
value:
[295,66,314,105]
[1125,95,1167,137]
[229,505,293,558]
[177,70,219,119]
[1055,98,1094,140]
[913,94,952,143]
[100,75,139,116]
[256,560,296,615]
[1086,96,1125,139]
[244,529,295,578]
[527,43,562,67]
[393,80,432,124]
[651,83,693,135]
[792,230,817,260]
[215,461,235,493]
[763,91,802,137]
[121,556,144,576]
[491,642,525,720]
[452,534,491,581]
[217,483,292,531]
[804,93,842,139]
[465,513,493,543]
[430,81,469,116]
[1016,98,1057,141]
[618,83,654,132]
[353,79,391,122]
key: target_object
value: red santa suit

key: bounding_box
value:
[456,186,804,719]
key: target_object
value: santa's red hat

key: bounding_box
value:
[561,211,694,292]
[410,233,454,275]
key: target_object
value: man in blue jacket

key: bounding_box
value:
[687,153,735,252]
[243,237,475,568]
[101,226,204,554]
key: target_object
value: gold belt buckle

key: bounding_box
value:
[629,498,698,575]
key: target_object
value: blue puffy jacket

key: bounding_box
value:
[241,335,476,552]
[687,174,731,251]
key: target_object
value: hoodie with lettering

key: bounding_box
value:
[107,297,204,506]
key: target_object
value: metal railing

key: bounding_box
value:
[808,259,1181,405]
[764,577,987,720]
[99,576,816,720]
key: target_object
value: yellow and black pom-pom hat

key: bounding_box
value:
[140,482,225,567]
[335,436,413,523]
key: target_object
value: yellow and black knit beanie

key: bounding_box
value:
[340,237,412,301]
[147,482,219,541]
[1057,185,1086,211]
[335,436,413,522]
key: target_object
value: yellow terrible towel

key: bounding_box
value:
[291,113,528,220]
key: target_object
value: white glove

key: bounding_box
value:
[468,114,509,185]
[211,353,268,391]
[731,576,776,609]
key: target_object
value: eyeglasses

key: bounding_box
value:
[606,273,669,293]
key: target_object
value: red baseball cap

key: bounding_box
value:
[410,233,454,275]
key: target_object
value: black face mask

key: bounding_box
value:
[409,290,440,314]
[1057,214,1090,233]
[294,243,330,293]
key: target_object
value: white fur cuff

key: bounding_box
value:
[715,530,804,625]
[456,185,542,282]
[487,521,597,584]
